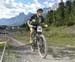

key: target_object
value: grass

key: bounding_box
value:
[13,25,75,47]
[14,30,30,44]
[0,44,4,49]
[0,37,8,49]
[3,51,21,62]
[44,25,75,47]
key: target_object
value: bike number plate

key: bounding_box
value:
[37,26,42,32]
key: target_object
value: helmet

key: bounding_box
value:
[37,8,43,12]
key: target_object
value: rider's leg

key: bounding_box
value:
[30,28,35,44]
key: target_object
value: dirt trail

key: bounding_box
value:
[7,45,75,62]
[6,36,75,62]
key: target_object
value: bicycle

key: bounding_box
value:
[31,25,48,58]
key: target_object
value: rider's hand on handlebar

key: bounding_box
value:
[44,24,48,28]
[41,23,48,28]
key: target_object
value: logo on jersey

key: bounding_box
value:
[32,19,36,22]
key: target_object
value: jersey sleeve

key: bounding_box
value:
[29,16,33,21]
[41,16,44,23]
[29,14,36,21]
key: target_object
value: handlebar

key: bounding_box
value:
[32,24,48,28]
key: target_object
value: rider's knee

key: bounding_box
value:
[30,28,34,35]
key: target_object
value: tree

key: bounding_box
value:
[45,0,75,26]
[46,10,54,25]
[65,0,74,26]
[54,1,65,26]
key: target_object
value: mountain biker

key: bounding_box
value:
[27,8,48,44]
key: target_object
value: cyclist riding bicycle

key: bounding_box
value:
[27,8,48,44]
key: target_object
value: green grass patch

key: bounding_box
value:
[3,51,21,62]
[0,37,8,48]
[14,31,30,44]
[0,44,4,49]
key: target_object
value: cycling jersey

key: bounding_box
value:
[29,14,44,26]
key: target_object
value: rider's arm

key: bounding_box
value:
[27,20,33,28]
[41,16,48,27]
[41,16,45,24]
[27,15,35,28]
[41,16,45,25]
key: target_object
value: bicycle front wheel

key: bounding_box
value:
[37,35,48,59]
